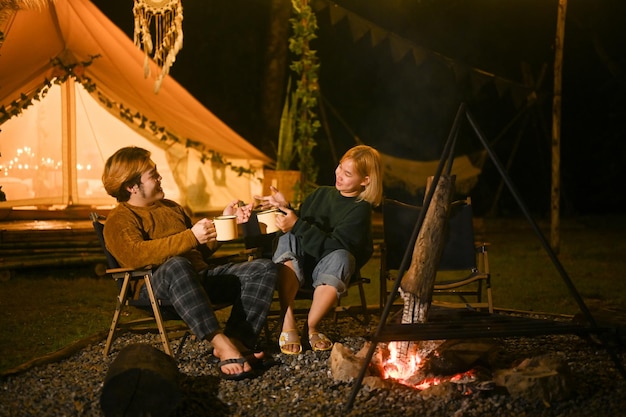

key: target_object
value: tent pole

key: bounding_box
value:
[61,78,77,206]
[551,0,567,253]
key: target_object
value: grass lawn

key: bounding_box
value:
[484,214,626,314]
[1,214,624,374]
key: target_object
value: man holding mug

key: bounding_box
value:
[101,146,277,380]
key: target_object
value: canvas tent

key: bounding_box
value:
[0,0,271,215]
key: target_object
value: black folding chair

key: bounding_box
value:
[379,198,493,312]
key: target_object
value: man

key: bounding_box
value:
[101,146,276,380]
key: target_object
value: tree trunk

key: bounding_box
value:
[260,0,292,157]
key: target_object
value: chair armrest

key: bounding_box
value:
[474,241,490,253]
[106,265,153,274]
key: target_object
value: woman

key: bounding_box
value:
[255,145,382,354]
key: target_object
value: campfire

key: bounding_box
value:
[371,340,496,394]
[376,341,444,389]
[331,338,573,404]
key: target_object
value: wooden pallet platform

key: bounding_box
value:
[0,219,106,274]
[375,309,615,342]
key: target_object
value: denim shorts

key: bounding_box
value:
[272,233,355,298]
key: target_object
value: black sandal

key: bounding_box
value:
[217,357,256,381]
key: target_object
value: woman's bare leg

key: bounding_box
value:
[307,284,337,350]
[278,261,301,353]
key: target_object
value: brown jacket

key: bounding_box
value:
[103,199,211,271]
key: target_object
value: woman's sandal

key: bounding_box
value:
[279,329,302,355]
[308,332,333,352]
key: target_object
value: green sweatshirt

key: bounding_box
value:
[292,186,373,268]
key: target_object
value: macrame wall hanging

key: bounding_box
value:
[133,0,183,93]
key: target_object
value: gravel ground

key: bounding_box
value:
[1,314,625,417]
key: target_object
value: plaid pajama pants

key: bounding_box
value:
[144,256,277,349]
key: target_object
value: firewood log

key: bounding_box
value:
[401,175,455,322]
[100,343,181,417]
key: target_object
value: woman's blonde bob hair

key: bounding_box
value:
[102,147,155,202]
[340,145,382,207]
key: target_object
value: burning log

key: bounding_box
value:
[394,175,455,364]
[370,339,500,393]
[344,339,571,401]
[400,174,455,318]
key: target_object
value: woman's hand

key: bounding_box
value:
[223,200,253,224]
[275,206,297,233]
[253,186,288,211]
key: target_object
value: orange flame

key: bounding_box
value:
[378,342,458,390]
[380,341,422,381]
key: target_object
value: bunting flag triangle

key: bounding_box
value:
[388,33,411,62]
[329,3,348,25]
[347,12,370,42]
[412,46,428,66]
[369,25,387,48]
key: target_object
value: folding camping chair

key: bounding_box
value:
[90,212,232,358]
[379,198,493,313]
